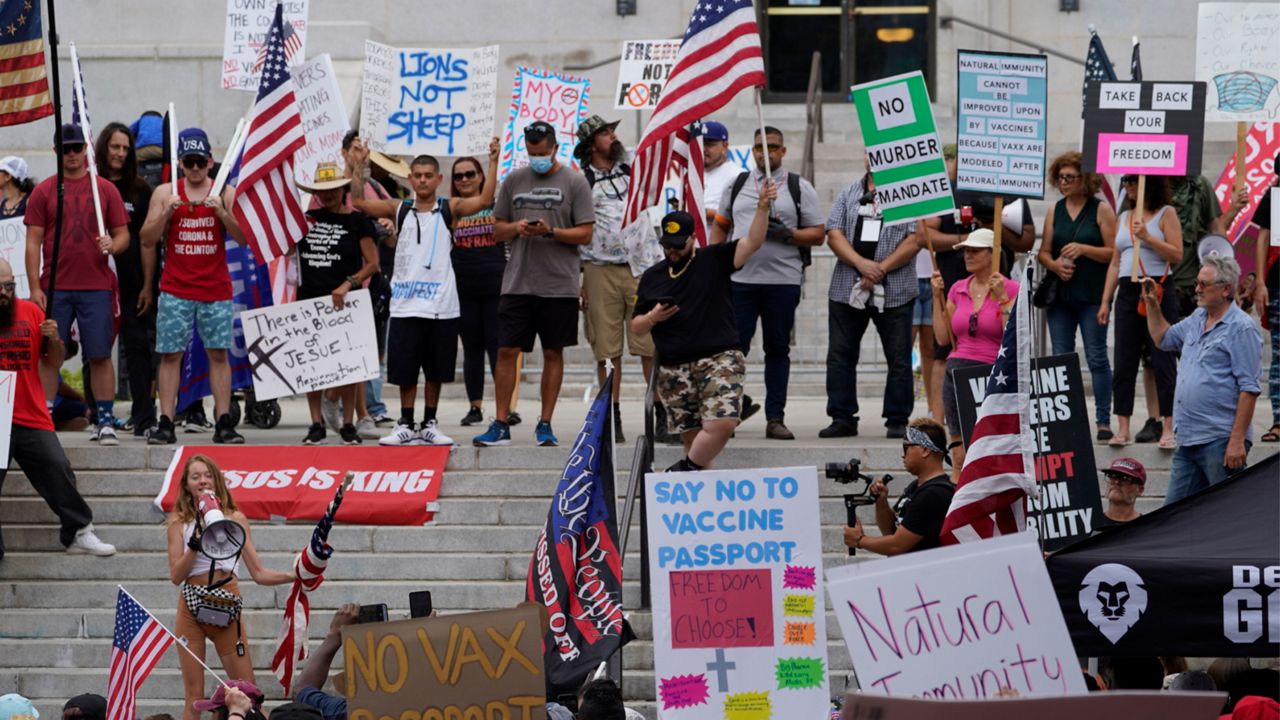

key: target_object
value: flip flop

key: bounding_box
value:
[1108,434,1131,447]
[1263,425,1280,442]
[1158,436,1178,450]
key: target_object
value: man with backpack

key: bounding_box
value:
[710,126,825,440]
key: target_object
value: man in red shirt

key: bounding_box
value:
[0,257,115,561]
[23,124,130,446]
[140,128,246,445]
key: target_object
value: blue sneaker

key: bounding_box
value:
[535,420,558,447]
[472,419,511,447]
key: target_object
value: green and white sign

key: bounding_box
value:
[850,71,955,225]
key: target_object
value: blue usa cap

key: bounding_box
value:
[177,127,211,158]
[702,120,729,142]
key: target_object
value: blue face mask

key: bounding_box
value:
[529,155,554,174]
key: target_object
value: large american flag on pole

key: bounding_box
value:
[622,0,764,228]
[671,123,708,245]
[939,278,1037,544]
[108,588,175,720]
[0,0,53,127]
[232,2,307,265]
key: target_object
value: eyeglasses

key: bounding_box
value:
[0,281,16,294]
[182,156,209,170]
[1105,474,1142,485]
[1194,279,1227,289]
[753,144,783,153]
[452,170,478,181]
[62,144,86,154]
[901,443,918,454]
[968,312,979,337]
[1057,173,1080,183]
[1120,175,1138,185]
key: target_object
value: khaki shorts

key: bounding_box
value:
[656,350,745,433]
[583,263,654,361]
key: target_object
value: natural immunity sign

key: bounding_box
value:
[956,50,1048,198]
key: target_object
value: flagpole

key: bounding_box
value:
[168,102,179,190]
[118,585,232,690]
[69,42,107,248]
[43,0,66,334]
[210,117,248,200]
[753,87,773,211]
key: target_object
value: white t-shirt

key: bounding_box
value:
[390,202,460,319]
[703,161,739,214]
[915,248,933,279]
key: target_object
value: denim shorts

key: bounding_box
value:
[156,292,233,354]
[913,278,933,326]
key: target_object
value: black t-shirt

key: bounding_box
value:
[450,207,505,298]
[298,209,376,299]
[635,241,741,365]
[111,177,154,299]
[1255,187,1277,291]
[937,189,1029,285]
[892,474,955,552]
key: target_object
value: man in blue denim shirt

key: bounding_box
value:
[1143,255,1262,504]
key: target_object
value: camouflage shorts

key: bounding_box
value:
[656,350,745,433]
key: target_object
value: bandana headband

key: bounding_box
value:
[905,426,943,455]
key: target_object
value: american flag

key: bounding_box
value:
[671,123,708,246]
[1081,30,1117,117]
[107,589,175,720]
[232,3,307,265]
[622,0,764,227]
[252,19,302,74]
[1130,40,1142,81]
[0,0,53,127]
[939,277,1037,544]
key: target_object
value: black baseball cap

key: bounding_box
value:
[57,123,86,147]
[659,211,695,248]
[523,121,556,141]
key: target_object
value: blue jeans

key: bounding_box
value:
[1165,437,1250,505]
[364,375,386,416]
[733,282,801,421]
[1046,303,1112,426]
[826,299,914,426]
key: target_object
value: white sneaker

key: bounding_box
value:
[355,415,380,440]
[67,525,116,557]
[379,423,422,446]
[419,419,455,446]
[321,396,343,432]
[96,423,119,447]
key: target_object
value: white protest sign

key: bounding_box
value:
[646,466,830,719]
[239,289,379,401]
[826,532,1086,698]
[0,371,13,464]
[291,54,349,185]
[0,218,28,297]
[359,41,499,158]
[1196,3,1280,122]
[615,39,682,110]
[498,67,591,180]
[1272,187,1279,247]
[221,0,308,92]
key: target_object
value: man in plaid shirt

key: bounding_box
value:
[822,163,919,439]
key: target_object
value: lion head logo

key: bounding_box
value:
[1079,563,1148,644]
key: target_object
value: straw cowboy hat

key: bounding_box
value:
[298,162,351,193]
[369,150,410,179]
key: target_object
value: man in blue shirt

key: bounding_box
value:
[1143,255,1262,505]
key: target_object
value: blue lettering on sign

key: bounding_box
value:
[398,51,469,82]
[392,50,471,154]
[391,280,443,300]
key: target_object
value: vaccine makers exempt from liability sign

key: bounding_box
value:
[1083,81,1207,176]
[851,71,956,226]
[645,466,829,719]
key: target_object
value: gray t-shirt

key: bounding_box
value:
[494,164,595,297]
[720,167,824,285]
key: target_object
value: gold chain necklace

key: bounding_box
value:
[668,247,696,279]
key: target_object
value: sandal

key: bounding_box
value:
[1108,434,1131,447]
[1158,435,1178,450]
[1263,425,1280,442]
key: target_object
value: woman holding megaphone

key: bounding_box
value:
[167,454,293,720]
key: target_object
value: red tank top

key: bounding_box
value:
[160,181,232,302]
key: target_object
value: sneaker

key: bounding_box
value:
[380,423,422,446]
[148,416,177,445]
[740,395,761,423]
[461,407,484,426]
[96,422,119,447]
[132,417,156,438]
[113,417,134,432]
[886,423,907,439]
[303,423,327,445]
[321,395,343,432]
[473,419,511,447]
[1134,418,1161,444]
[419,419,455,446]
[183,408,213,433]
[765,419,794,440]
[506,411,523,427]
[355,415,380,439]
[818,420,858,439]
[66,525,116,557]
[535,420,558,447]
[213,414,245,444]
[339,423,362,445]
[370,412,396,427]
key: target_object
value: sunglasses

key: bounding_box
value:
[968,312,979,337]
[753,144,783,153]
[0,281,15,293]
[453,170,478,181]
[1057,173,1080,183]
[182,156,209,170]
[1120,175,1138,185]
[62,144,86,154]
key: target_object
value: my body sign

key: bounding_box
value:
[646,467,829,719]
[499,67,590,181]
[955,50,1048,198]
[1082,81,1207,176]
[826,532,1086,698]
[342,606,547,720]
[239,289,379,401]
[851,71,955,225]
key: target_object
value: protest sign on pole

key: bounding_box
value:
[239,289,379,401]
[850,71,956,225]
[0,371,13,464]
[952,353,1104,551]
[290,53,349,186]
[827,532,1086,698]
[1081,81,1207,176]
[1195,3,1280,123]
[359,41,499,158]
[615,39,683,110]
[1212,121,1280,240]
[221,0,308,92]
[499,67,591,181]
[645,466,830,719]
[341,606,546,720]
[0,218,29,297]
[842,690,1226,720]
[955,51,1048,199]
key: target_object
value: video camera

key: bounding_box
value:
[825,458,892,557]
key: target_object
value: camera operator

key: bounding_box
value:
[843,417,953,555]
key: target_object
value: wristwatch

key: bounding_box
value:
[346,275,360,288]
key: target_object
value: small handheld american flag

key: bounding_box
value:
[107,589,175,720]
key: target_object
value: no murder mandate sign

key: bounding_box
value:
[955,50,1048,199]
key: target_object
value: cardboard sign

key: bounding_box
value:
[291,54,349,185]
[646,466,830,719]
[239,289,379,401]
[826,533,1086,698]
[341,606,546,720]
[0,371,13,464]
[0,218,28,298]
[220,0,308,92]
[153,445,448,525]
[359,41,499,157]
[498,67,590,181]
[1212,121,1280,240]
[842,691,1225,720]
[1082,81,1207,176]
[953,353,1104,552]
[850,71,956,226]
[955,51,1048,199]
[615,39,683,109]
[1196,3,1280,122]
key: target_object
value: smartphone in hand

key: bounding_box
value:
[357,603,388,624]
[409,591,433,619]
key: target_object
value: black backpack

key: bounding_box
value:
[728,171,811,268]
[395,197,453,235]
[583,163,631,188]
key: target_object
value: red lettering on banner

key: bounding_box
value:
[1214,122,1280,240]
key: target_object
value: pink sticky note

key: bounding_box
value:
[782,565,816,590]
[660,674,711,710]
[669,569,774,649]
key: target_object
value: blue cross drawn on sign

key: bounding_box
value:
[706,648,736,692]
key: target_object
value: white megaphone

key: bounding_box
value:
[197,490,246,560]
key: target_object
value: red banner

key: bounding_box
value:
[154,445,449,525]
[1213,121,1280,240]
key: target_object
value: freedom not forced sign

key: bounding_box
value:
[1083,81,1207,176]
